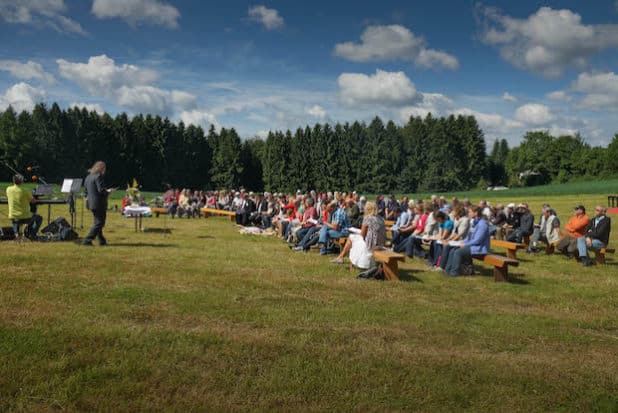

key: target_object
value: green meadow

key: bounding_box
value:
[1,188,617,411]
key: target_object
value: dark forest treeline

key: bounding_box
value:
[1,103,617,192]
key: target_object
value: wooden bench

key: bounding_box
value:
[200,208,235,221]
[373,250,405,281]
[151,207,167,217]
[545,241,559,254]
[490,239,526,259]
[473,254,519,282]
[594,247,615,265]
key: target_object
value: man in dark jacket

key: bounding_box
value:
[507,203,534,243]
[578,205,612,266]
[82,161,111,246]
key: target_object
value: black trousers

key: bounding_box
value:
[85,208,107,244]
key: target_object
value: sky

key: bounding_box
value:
[1,0,618,148]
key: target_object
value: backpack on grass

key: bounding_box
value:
[41,217,79,241]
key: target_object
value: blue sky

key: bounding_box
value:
[1,0,618,147]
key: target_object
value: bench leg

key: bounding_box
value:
[382,261,400,281]
[494,266,508,282]
[595,252,605,265]
[506,249,517,260]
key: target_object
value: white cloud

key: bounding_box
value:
[0,0,86,35]
[546,90,571,102]
[57,54,196,115]
[573,71,618,110]
[399,93,454,121]
[116,86,196,114]
[479,6,618,77]
[206,82,240,93]
[180,109,218,130]
[306,105,326,119]
[334,25,459,70]
[69,102,105,114]
[539,126,579,137]
[0,82,46,112]
[453,108,523,133]
[91,0,180,28]
[0,60,55,84]
[57,54,157,96]
[338,69,417,106]
[502,92,517,102]
[248,5,284,30]
[515,103,554,125]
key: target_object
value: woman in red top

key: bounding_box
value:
[394,205,430,258]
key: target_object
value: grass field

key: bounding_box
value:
[3,176,618,201]
[1,192,617,411]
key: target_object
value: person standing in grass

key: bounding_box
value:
[82,161,111,246]
[578,206,611,267]
[6,173,35,239]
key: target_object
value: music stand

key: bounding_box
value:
[33,184,54,196]
[61,179,83,228]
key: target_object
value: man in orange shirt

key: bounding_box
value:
[557,205,590,258]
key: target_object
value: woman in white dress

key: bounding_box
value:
[331,201,386,269]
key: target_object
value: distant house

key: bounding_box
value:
[518,170,544,186]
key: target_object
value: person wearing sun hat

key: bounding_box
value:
[507,203,534,244]
[557,205,590,258]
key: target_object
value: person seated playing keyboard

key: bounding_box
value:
[6,174,35,240]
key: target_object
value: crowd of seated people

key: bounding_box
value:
[156,187,612,272]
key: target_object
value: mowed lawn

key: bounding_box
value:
[1,194,617,412]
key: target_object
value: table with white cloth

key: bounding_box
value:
[124,205,152,232]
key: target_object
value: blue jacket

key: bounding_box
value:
[464,217,490,255]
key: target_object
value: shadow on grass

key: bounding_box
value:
[106,243,178,248]
[398,269,423,282]
[603,259,617,267]
[142,228,172,234]
[474,266,531,285]
[507,276,530,285]
[197,235,215,239]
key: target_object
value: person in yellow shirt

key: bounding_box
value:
[6,174,35,238]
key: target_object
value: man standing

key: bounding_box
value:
[6,174,35,239]
[579,206,611,266]
[83,161,111,246]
